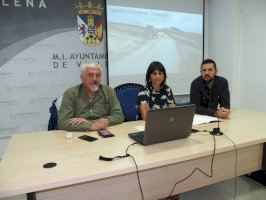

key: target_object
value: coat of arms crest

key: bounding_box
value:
[77,1,104,46]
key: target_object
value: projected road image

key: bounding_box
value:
[108,6,202,76]
[109,26,181,75]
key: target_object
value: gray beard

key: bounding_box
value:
[90,86,99,92]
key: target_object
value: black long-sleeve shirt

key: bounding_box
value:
[190,76,230,116]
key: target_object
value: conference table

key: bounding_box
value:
[0,109,266,200]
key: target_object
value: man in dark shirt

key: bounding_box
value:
[190,59,230,118]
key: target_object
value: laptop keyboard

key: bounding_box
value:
[134,132,144,141]
[128,131,144,143]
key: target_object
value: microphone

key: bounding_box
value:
[210,115,223,136]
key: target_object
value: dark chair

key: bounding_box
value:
[114,83,144,122]
[48,97,62,131]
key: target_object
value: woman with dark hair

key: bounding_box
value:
[137,61,176,120]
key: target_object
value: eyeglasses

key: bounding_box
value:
[151,71,164,77]
[87,73,101,78]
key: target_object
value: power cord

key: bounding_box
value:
[223,134,238,200]
[166,134,216,198]
[166,132,238,200]
[128,153,144,200]
[99,132,238,200]
[191,128,209,133]
[99,142,144,200]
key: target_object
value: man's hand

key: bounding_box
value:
[90,118,109,130]
[215,107,230,118]
[69,118,89,126]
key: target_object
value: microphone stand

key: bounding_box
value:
[210,115,223,136]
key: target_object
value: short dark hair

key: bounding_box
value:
[146,61,167,87]
[201,59,217,70]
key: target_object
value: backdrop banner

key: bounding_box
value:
[0,0,107,137]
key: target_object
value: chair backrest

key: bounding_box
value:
[114,83,144,122]
[48,97,62,131]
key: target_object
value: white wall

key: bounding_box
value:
[238,0,266,111]
[205,0,242,108]
[205,0,266,111]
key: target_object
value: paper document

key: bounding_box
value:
[134,125,145,131]
[193,114,221,125]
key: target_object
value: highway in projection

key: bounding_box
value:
[109,32,181,76]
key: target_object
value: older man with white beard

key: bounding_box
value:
[57,61,124,131]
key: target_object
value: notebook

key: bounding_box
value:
[128,104,196,145]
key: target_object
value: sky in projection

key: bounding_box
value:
[108,6,202,33]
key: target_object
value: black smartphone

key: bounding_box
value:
[78,135,98,142]
[97,129,114,138]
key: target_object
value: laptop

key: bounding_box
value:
[128,104,196,145]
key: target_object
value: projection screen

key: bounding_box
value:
[106,0,204,94]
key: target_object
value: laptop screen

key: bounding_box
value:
[129,104,196,145]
